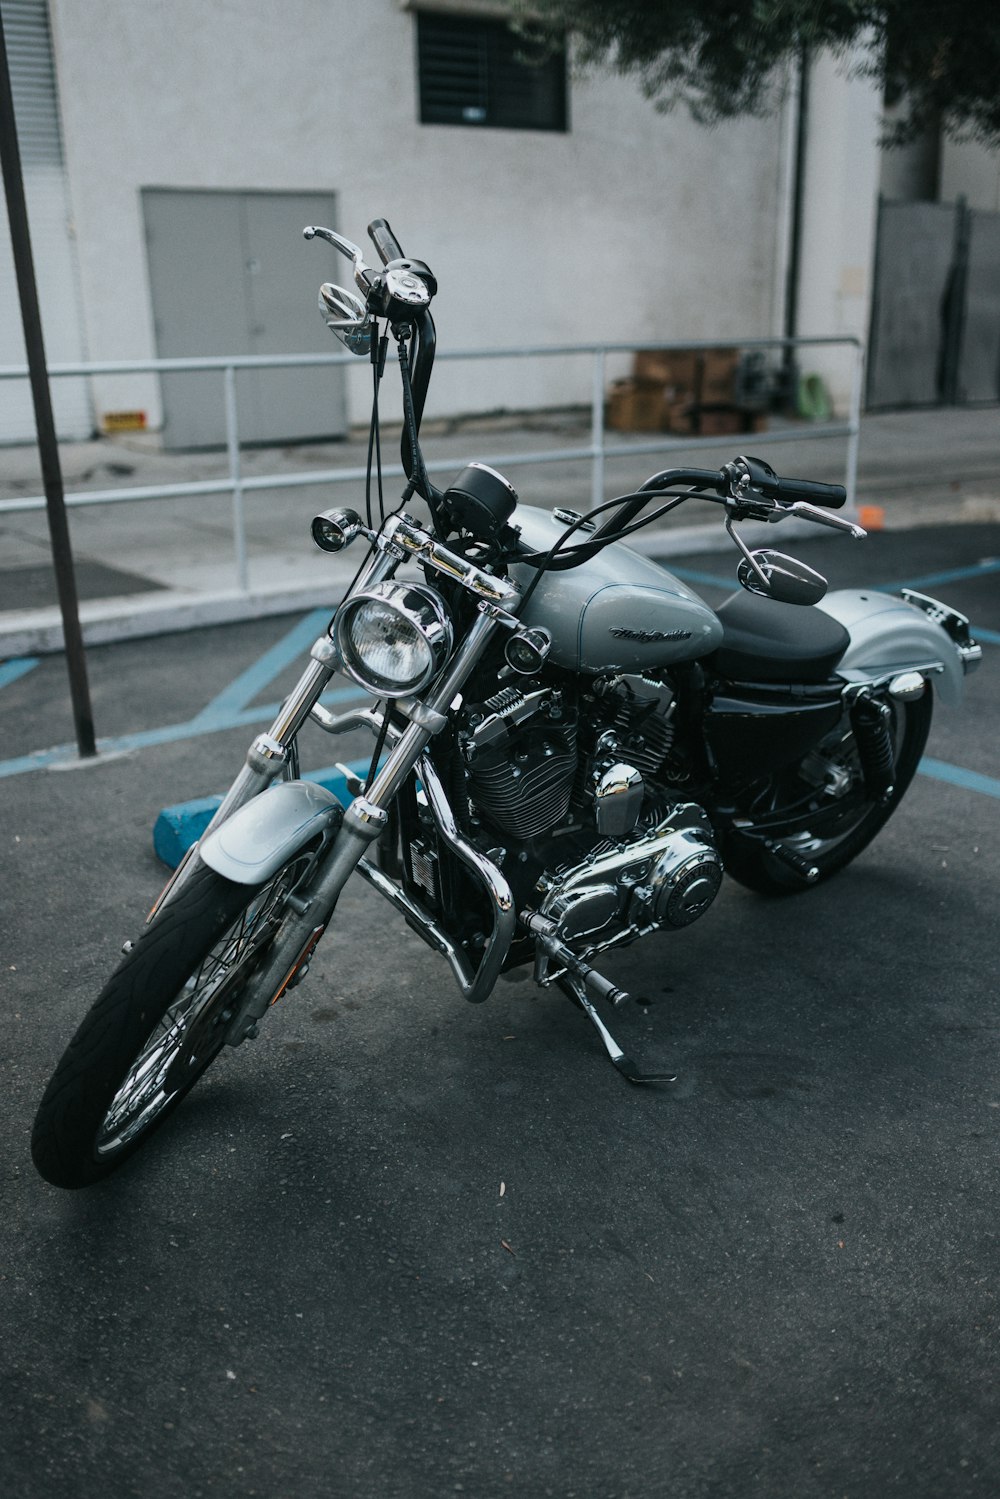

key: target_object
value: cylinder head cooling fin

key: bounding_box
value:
[467,722,578,840]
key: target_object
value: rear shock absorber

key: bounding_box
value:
[850,693,896,802]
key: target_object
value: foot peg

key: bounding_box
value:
[524,912,676,1086]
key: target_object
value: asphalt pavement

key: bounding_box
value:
[1,510,999,1497]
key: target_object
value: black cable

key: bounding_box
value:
[374,337,387,525]
[396,330,434,513]
[364,325,389,530]
[365,701,393,791]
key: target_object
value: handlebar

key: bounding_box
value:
[731,454,846,509]
[545,458,861,568]
[368,217,406,265]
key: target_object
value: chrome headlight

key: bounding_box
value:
[334,581,453,698]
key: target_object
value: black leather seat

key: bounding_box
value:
[707,592,850,683]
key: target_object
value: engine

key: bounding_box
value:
[535,801,723,944]
[458,673,722,953]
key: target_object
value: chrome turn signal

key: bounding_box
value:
[504,626,551,675]
[312,508,365,553]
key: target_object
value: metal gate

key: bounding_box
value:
[867,198,1000,409]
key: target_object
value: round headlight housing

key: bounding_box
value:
[334,581,453,698]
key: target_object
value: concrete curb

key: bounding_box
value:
[0,579,353,658]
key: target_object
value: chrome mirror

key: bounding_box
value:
[318,282,372,357]
[737,548,828,606]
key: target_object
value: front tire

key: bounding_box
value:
[723,688,933,895]
[32,856,311,1188]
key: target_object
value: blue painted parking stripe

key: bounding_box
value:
[192,608,332,724]
[971,627,1000,645]
[888,558,1000,592]
[667,566,731,589]
[918,758,1000,800]
[0,657,40,689]
[0,684,366,779]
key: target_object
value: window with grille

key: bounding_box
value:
[417,11,567,132]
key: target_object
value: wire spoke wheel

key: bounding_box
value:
[96,868,300,1156]
[32,852,315,1189]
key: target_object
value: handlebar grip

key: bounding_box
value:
[774,476,847,509]
[368,218,405,265]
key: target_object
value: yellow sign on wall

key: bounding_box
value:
[102,411,147,432]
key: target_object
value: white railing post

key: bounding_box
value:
[590,346,606,510]
[845,340,863,514]
[223,363,249,593]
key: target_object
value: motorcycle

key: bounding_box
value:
[32,218,982,1188]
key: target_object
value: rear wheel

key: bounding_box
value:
[32,855,313,1188]
[723,688,933,895]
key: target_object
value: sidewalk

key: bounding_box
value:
[1,404,998,655]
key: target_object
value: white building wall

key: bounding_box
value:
[46,0,787,433]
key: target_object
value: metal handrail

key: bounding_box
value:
[0,336,863,595]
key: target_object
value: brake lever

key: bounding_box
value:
[769,499,867,538]
[303,225,374,294]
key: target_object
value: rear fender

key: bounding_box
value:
[200,780,345,885]
[819,589,970,706]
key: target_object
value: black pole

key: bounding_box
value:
[0,8,96,757]
[781,41,811,411]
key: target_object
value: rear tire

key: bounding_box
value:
[32,856,310,1188]
[723,688,933,895]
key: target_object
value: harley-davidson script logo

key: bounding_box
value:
[609,626,692,643]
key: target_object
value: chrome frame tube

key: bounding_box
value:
[355,752,516,1004]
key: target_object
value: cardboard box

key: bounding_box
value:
[607,379,669,432]
[633,349,701,393]
[691,404,770,436]
[663,400,696,435]
[699,348,740,403]
[693,404,744,437]
[607,352,761,433]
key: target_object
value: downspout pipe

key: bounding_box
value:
[781,42,811,410]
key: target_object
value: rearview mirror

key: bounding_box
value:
[318,282,373,357]
[737,549,828,606]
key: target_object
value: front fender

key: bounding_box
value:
[200,780,345,885]
[819,589,966,706]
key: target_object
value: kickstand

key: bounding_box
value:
[524,911,676,1085]
[557,974,676,1086]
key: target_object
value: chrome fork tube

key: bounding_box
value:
[225,608,507,1027]
[147,634,340,921]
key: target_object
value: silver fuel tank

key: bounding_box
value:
[510,505,723,675]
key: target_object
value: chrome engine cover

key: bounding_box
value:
[534,801,722,948]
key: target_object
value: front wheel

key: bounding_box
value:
[722,688,933,895]
[32,855,313,1189]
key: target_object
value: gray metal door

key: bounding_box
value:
[956,211,1000,403]
[868,199,1000,410]
[142,188,347,449]
[866,201,958,409]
